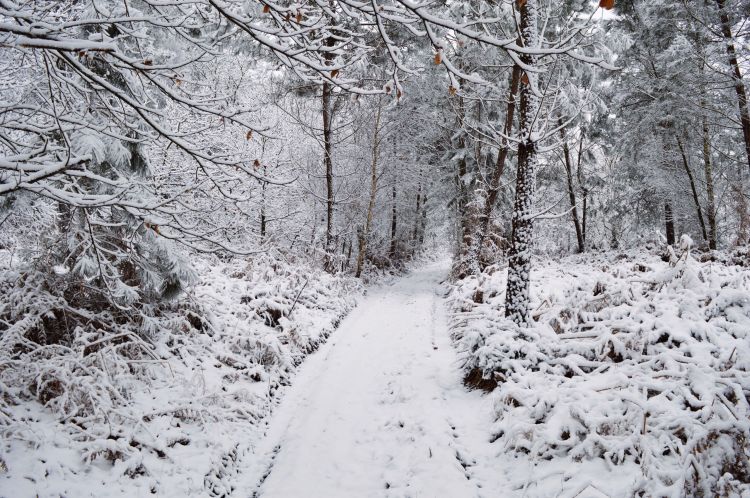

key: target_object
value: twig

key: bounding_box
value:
[288,277,310,318]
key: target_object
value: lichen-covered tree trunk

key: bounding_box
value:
[504,0,540,325]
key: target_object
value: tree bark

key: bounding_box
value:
[560,119,585,253]
[466,64,521,275]
[702,116,717,249]
[716,0,750,173]
[576,132,588,245]
[734,185,750,245]
[456,96,471,254]
[676,136,708,243]
[260,167,267,241]
[412,183,422,247]
[322,34,336,272]
[322,80,335,271]
[665,202,676,246]
[390,184,397,259]
[419,192,427,244]
[505,0,540,325]
[355,102,382,278]
[259,140,268,242]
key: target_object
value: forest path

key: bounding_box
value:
[237,259,505,498]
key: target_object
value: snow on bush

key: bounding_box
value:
[447,243,750,497]
[0,254,359,496]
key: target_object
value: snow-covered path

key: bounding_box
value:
[238,260,505,498]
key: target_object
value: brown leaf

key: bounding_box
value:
[331,69,339,78]
[521,72,530,85]
[396,88,402,99]
[285,12,291,21]
[296,12,302,23]
[143,59,153,66]
[599,0,614,9]
[448,85,457,96]
[517,0,527,7]
[253,159,261,169]
[263,4,270,13]
[434,52,442,65]
[246,130,253,141]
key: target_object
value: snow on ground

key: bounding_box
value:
[4,249,748,497]
[236,257,641,498]
[448,245,750,497]
[0,255,358,497]
[235,259,514,497]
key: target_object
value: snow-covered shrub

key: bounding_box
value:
[448,247,750,497]
[0,254,359,496]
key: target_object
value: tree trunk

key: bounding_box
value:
[665,202,676,246]
[322,79,335,271]
[412,183,422,247]
[390,184,397,259]
[734,185,750,245]
[676,136,708,243]
[505,0,540,326]
[466,64,521,275]
[576,132,588,245]
[419,192,427,244]
[560,119,585,253]
[702,116,717,250]
[260,162,267,242]
[355,102,382,278]
[456,98,470,254]
[716,0,750,173]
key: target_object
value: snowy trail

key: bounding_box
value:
[237,260,506,498]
